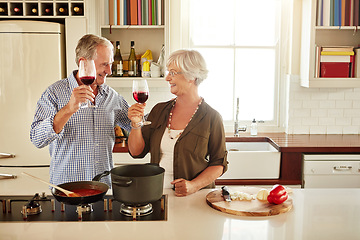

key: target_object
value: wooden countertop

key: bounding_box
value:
[114,133,360,153]
[227,133,360,153]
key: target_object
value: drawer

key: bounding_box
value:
[304,161,360,175]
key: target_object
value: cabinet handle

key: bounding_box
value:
[333,166,352,171]
[0,153,15,159]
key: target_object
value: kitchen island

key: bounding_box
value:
[0,168,359,240]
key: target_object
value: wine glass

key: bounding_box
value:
[132,79,151,126]
[78,59,96,108]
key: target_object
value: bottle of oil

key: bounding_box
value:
[128,41,137,77]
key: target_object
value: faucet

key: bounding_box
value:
[234,97,247,136]
[234,125,247,137]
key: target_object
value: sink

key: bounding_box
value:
[219,140,281,179]
[226,141,278,152]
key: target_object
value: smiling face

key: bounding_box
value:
[93,44,113,86]
[166,63,194,97]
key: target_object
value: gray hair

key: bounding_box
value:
[75,34,114,66]
[166,49,208,86]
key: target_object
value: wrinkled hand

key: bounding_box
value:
[128,103,146,125]
[68,85,95,112]
[171,178,198,197]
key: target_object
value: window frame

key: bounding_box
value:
[173,0,290,133]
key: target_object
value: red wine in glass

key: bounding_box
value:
[132,79,151,126]
[78,59,96,108]
[80,76,95,85]
[133,91,149,103]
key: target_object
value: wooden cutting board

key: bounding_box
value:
[206,187,293,217]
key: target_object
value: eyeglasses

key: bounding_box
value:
[166,70,183,77]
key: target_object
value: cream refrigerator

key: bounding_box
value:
[0,20,66,168]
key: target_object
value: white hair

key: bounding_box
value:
[75,34,114,66]
[166,49,208,86]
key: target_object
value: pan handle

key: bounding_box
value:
[92,171,110,181]
[112,177,133,187]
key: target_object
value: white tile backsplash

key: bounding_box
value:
[287,75,360,134]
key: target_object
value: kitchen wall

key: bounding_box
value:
[286,75,360,134]
[287,0,360,134]
[92,0,360,134]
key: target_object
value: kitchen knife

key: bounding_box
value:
[0,173,17,180]
[221,186,231,202]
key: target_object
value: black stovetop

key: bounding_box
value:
[0,194,167,222]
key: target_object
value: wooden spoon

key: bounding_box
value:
[21,172,81,197]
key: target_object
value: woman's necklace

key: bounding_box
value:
[167,97,203,140]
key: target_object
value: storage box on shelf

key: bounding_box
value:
[300,0,360,88]
[0,0,85,18]
[100,0,169,88]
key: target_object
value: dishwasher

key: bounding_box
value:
[303,154,360,188]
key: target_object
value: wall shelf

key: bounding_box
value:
[300,0,360,88]
[0,0,85,18]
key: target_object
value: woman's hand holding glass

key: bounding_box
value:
[132,79,151,126]
[128,103,146,129]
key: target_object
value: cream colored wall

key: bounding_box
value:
[291,0,302,76]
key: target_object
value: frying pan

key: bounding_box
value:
[51,173,109,205]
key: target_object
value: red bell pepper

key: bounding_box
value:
[267,184,288,204]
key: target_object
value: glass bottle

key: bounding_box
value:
[128,41,137,77]
[250,119,258,136]
[112,41,123,77]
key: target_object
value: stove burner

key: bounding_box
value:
[76,204,93,214]
[20,193,46,216]
[1,195,167,222]
[76,204,94,220]
[120,203,153,218]
[21,200,42,215]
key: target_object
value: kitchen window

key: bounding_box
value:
[183,0,292,132]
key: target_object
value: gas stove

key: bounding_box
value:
[0,193,167,222]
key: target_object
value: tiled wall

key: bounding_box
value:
[287,75,360,134]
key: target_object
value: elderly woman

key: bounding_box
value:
[127,49,228,197]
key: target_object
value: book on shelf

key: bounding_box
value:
[321,51,355,55]
[130,0,137,25]
[320,62,351,77]
[117,0,121,25]
[317,0,359,26]
[142,0,148,25]
[321,46,354,51]
[350,54,355,76]
[148,0,152,25]
[315,45,321,77]
[123,0,127,25]
[152,0,157,25]
[317,45,356,78]
[107,0,163,25]
[109,0,114,25]
[137,0,142,25]
[355,0,360,26]
[355,48,360,77]
[320,54,352,62]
